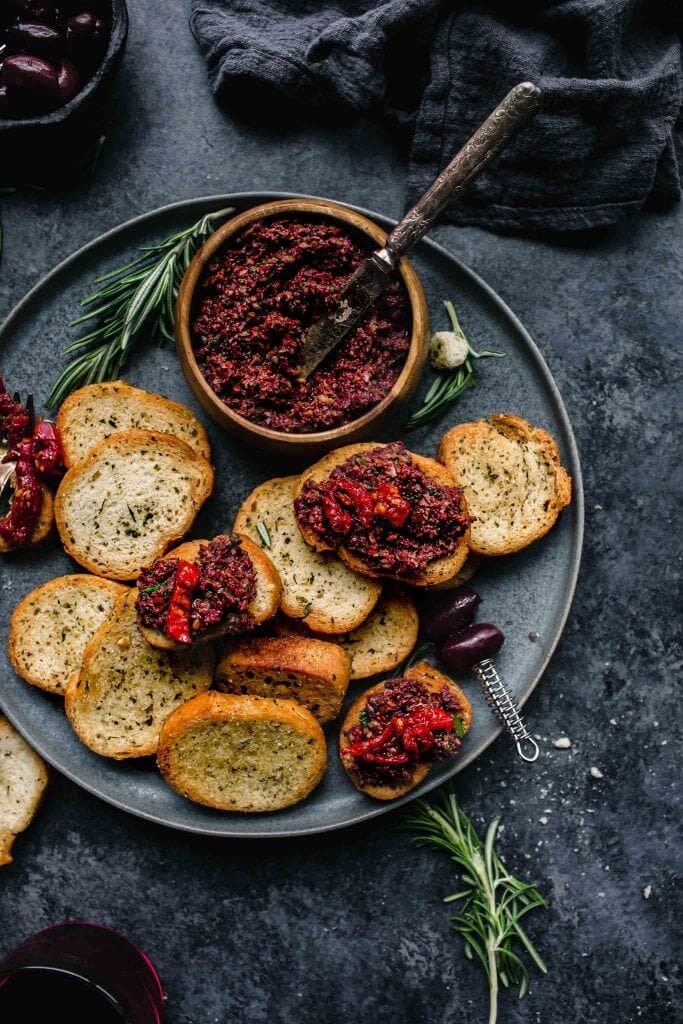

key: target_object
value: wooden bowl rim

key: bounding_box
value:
[175,198,428,445]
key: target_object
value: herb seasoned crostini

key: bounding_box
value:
[216,635,350,724]
[157,692,327,813]
[234,475,381,633]
[295,442,471,586]
[271,587,419,681]
[437,414,571,556]
[339,661,472,800]
[136,535,281,650]
[55,429,214,580]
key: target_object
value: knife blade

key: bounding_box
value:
[298,249,394,380]
[299,82,542,379]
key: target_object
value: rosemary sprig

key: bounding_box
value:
[406,300,505,430]
[256,521,272,548]
[46,206,235,410]
[405,789,547,1024]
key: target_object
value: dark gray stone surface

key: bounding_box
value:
[0,3,680,1022]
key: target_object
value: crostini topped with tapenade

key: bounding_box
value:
[339,660,472,800]
[294,441,471,586]
[135,533,281,650]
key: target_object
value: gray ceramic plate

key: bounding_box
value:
[0,193,583,837]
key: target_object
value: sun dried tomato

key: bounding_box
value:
[165,560,200,645]
[0,440,43,547]
[373,480,410,527]
[343,704,455,766]
[31,420,65,481]
[322,490,353,534]
[334,478,376,529]
[0,377,31,459]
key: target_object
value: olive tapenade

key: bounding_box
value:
[136,536,257,645]
[0,377,64,548]
[295,442,471,579]
[342,677,466,789]
[191,216,411,433]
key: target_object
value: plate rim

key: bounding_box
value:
[0,191,584,838]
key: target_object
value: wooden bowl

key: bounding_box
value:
[175,198,429,458]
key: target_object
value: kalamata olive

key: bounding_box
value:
[1,54,61,115]
[437,623,505,673]
[7,22,64,62]
[56,56,80,102]
[66,12,107,69]
[422,585,482,640]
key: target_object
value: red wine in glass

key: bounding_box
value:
[0,922,164,1023]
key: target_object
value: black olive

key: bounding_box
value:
[56,56,80,103]
[422,585,482,640]
[66,11,107,70]
[437,623,505,673]
[6,22,64,63]
[0,54,61,115]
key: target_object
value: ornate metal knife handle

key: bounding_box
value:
[382,82,542,265]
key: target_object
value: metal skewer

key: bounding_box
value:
[472,658,540,762]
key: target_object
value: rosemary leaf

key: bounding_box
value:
[256,521,272,548]
[406,300,505,430]
[46,205,235,410]
[405,789,547,1024]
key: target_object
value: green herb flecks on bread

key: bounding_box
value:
[55,429,214,580]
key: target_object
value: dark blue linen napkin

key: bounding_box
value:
[191,0,682,234]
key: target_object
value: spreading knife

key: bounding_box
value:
[299,81,542,380]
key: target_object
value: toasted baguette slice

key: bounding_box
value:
[137,535,282,651]
[272,587,418,680]
[216,635,350,723]
[438,414,572,556]
[55,429,214,580]
[0,716,48,866]
[429,552,480,591]
[295,443,470,587]
[57,380,211,467]
[233,476,380,633]
[9,574,127,694]
[339,660,472,800]
[157,691,327,812]
[0,485,53,554]
[65,590,213,759]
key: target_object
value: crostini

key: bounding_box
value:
[216,635,350,724]
[135,535,281,650]
[0,716,48,867]
[437,414,571,556]
[294,442,471,586]
[9,574,127,694]
[339,661,472,800]
[234,475,381,633]
[271,587,419,681]
[157,692,327,813]
[57,380,211,467]
[65,590,214,760]
[55,429,214,580]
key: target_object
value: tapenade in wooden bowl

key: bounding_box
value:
[175,199,429,457]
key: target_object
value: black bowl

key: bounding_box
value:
[0,0,128,186]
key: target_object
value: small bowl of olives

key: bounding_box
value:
[0,0,128,184]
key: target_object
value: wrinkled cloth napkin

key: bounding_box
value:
[191,0,682,233]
